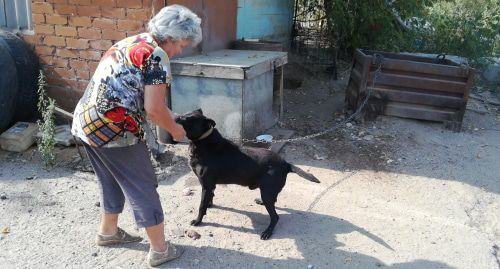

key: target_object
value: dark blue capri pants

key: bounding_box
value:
[83,142,164,228]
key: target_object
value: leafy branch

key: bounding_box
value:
[37,70,56,168]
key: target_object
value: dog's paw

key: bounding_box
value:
[254,198,264,205]
[190,219,202,226]
[260,229,273,240]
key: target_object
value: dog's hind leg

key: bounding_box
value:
[259,172,285,240]
[191,186,215,226]
[260,199,279,240]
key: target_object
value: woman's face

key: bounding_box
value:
[162,38,192,58]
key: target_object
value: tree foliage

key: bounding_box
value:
[296,0,499,63]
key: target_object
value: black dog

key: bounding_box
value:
[176,109,320,239]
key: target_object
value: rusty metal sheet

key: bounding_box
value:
[167,0,237,56]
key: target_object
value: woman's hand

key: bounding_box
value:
[169,122,186,141]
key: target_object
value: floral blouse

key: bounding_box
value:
[71,33,172,148]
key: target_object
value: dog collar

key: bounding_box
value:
[196,127,214,141]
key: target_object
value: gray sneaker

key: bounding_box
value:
[147,242,183,267]
[96,227,142,246]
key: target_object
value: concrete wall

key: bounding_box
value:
[237,0,294,42]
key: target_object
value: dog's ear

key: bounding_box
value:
[195,108,203,115]
[208,119,216,127]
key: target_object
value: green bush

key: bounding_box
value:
[313,0,499,64]
[37,70,57,168]
[420,0,499,63]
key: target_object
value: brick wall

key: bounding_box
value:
[22,0,165,111]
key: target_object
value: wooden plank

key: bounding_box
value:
[463,68,475,101]
[372,72,467,94]
[171,63,245,79]
[351,68,362,85]
[371,87,465,109]
[360,49,459,66]
[377,58,470,78]
[54,106,74,120]
[245,54,287,79]
[384,102,456,122]
[278,66,284,118]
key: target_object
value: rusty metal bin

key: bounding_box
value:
[346,49,475,131]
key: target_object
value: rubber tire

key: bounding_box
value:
[0,38,18,133]
[0,30,40,122]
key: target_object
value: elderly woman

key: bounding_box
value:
[71,5,201,267]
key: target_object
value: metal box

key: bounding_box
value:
[346,49,475,131]
[170,49,287,141]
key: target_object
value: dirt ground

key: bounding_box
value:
[1,57,499,269]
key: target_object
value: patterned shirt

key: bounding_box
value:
[71,33,172,148]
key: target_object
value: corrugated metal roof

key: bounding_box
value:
[0,0,33,32]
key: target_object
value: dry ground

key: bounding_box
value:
[0,58,499,269]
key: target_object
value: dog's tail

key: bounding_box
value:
[289,164,320,183]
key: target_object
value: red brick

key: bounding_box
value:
[41,56,69,68]
[93,18,116,30]
[116,0,142,8]
[90,40,113,50]
[78,28,102,39]
[117,19,143,31]
[69,16,92,27]
[32,3,53,14]
[92,0,116,7]
[55,26,77,37]
[77,81,90,92]
[68,0,91,5]
[53,67,76,79]
[70,60,89,70]
[88,61,100,72]
[76,70,91,80]
[102,7,126,19]
[126,9,149,20]
[47,0,68,3]
[33,14,45,24]
[56,48,79,58]
[46,86,69,100]
[44,36,66,46]
[102,29,126,41]
[22,35,42,45]
[77,6,101,17]
[64,79,80,89]
[46,15,68,25]
[66,38,89,49]
[35,24,54,34]
[79,50,102,61]
[35,46,55,56]
[54,4,76,15]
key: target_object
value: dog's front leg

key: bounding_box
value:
[191,186,214,226]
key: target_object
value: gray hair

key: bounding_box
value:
[147,5,202,46]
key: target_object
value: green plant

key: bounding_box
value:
[420,0,499,64]
[297,0,499,64]
[37,70,57,167]
[320,0,432,55]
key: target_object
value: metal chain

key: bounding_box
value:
[242,54,384,144]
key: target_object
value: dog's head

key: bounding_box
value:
[175,109,216,141]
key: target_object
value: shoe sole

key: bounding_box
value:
[149,246,183,267]
[96,237,142,246]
